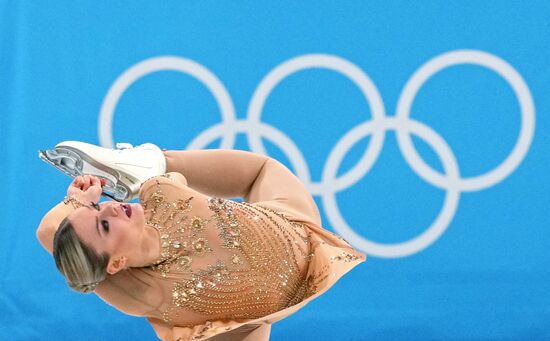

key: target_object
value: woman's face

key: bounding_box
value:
[68,201,146,265]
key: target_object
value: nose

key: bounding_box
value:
[100,203,119,217]
[108,203,119,216]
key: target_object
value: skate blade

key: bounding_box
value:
[38,148,131,202]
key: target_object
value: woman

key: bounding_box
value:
[36,141,366,341]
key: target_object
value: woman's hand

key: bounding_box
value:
[67,175,105,205]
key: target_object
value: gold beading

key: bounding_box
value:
[141,177,313,325]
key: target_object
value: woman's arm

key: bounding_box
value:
[36,175,103,254]
[36,200,77,254]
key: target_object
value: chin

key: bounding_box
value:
[132,203,145,223]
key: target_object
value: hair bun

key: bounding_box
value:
[69,280,99,294]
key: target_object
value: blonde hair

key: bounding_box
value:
[53,217,109,293]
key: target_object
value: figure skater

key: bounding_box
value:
[36,141,366,341]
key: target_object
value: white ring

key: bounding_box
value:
[396,50,535,191]
[324,117,461,257]
[98,56,237,149]
[246,54,387,194]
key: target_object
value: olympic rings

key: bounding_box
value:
[98,49,535,258]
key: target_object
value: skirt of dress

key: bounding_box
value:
[147,214,367,341]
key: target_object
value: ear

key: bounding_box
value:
[106,256,127,275]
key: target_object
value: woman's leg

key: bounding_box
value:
[164,149,268,199]
[163,149,321,225]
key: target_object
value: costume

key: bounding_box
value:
[95,173,365,340]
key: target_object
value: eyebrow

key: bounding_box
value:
[85,205,101,237]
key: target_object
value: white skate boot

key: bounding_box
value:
[39,141,166,202]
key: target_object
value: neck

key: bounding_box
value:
[127,223,160,268]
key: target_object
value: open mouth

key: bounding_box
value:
[121,204,132,218]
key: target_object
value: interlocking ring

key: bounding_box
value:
[98,50,535,258]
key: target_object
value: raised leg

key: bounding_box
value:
[164,149,268,198]
[163,149,321,225]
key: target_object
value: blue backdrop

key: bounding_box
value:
[1,1,549,340]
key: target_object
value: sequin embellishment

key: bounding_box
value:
[141,177,314,325]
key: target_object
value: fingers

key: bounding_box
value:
[72,175,104,190]
[71,176,86,191]
[72,176,82,186]
[80,175,91,190]
[67,175,104,204]
[90,176,106,188]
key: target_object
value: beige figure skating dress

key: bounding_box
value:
[98,173,365,341]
